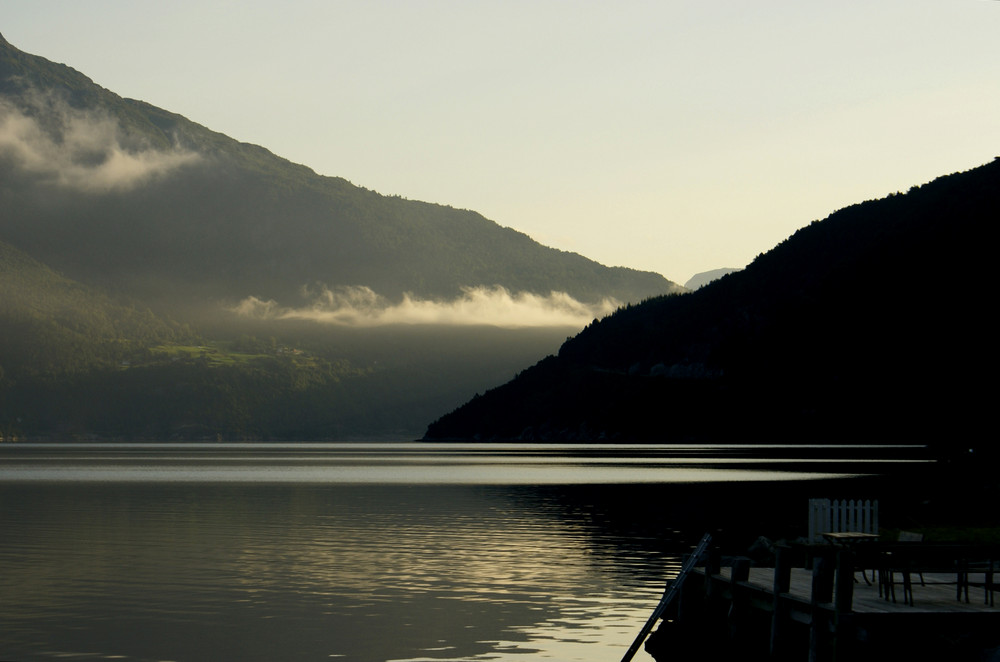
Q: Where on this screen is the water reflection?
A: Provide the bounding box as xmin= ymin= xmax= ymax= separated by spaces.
xmin=2 ymin=482 xmax=682 ymax=661
xmin=0 ymin=444 xmax=923 ymax=661
xmin=0 ymin=442 xmax=925 ymax=484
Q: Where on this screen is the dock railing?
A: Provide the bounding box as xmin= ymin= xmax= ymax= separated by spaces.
xmin=646 ymin=540 xmax=999 ymax=662
xmin=619 ymin=533 xmax=712 ymax=662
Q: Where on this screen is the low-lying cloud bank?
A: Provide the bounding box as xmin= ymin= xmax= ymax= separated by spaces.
xmin=0 ymin=91 xmax=199 ymax=192
xmin=233 ymin=285 xmax=619 ymax=328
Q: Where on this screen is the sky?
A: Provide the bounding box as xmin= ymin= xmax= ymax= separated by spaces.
xmin=3 ymin=1 xmax=999 ymax=286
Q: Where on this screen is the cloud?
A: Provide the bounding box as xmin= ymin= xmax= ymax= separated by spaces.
xmin=232 ymin=285 xmax=619 ymax=328
xmin=0 ymin=91 xmax=199 ymax=192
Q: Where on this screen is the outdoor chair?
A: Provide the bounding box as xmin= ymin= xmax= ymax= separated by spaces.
xmin=957 ymin=557 xmax=997 ymax=606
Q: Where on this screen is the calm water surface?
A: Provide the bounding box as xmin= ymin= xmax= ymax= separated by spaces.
xmin=0 ymin=443 xmax=919 ymax=662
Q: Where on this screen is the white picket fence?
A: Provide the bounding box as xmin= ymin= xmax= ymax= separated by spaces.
xmin=807 ymin=498 xmax=879 ymax=543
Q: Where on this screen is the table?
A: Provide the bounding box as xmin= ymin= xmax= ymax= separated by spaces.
xmin=822 ymin=532 xmax=880 ymax=585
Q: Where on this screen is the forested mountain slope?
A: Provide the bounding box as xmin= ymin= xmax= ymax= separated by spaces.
xmin=0 ymin=33 xmax=677 ymax=313
xmin=0 ymin=238 xmax=187 ymax=377
xmin=1 ymin=32 xmax=677 ymax=440
xmin=425 ymin=159 xmax=998 ymax=457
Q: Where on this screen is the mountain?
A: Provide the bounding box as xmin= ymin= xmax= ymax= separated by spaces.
xmin=424 ymin=158 xmax=998 ymax=458
xmin=683 ymin=268 xmax=740 ymax=290
xmin=0 ymin=33 xmax=680 ymax=440
xmin=0 ymin=33 xmax=677 ymax=313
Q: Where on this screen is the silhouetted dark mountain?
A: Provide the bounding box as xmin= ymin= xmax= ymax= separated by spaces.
xmin=0 ymin=33 xmax=679 ymax=440
xmin=425 ymin=159 xmax=998 ymax=458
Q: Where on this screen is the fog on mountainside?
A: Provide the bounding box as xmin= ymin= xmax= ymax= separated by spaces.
xmin=0 ymin=33 xmax=677 ymax=440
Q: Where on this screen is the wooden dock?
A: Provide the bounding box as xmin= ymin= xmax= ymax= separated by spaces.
xmin=644 ymin=543 xmax=999 ymax=661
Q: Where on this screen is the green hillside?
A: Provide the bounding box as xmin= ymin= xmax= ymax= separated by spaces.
xmin=425 ymin=159 xmax=998 ymax=459
xmin=0 ymin=237 xmax=574 ymax=440
xmin=0 ymin=238 xmax=187 ymax=377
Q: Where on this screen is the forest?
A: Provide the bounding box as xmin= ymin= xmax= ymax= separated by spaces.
xmin=0 ymin=236 xmax=577 ymax=440
xmin=425 ymin=158 xmax=999 ymax=460
xmin=0 ymin=247 xmax=575 ymax=440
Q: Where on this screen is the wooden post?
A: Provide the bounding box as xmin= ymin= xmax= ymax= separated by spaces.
xmin=809 ymin=553 xmax=835 ymax=662
xmin=812 ymin=552 xmax=835 ymax=604
xmin=834 ymin=546 xmax=855 ymax=614
xmin=698 ymin=546 xmax=724 ymax=645
xmin=703 ymin=546 xmax=722 ymax=600
xmin=707 ymin=546 xmax=722 ymax=575
xmin=770 ymin=544 xmax=793 ymax=659
xmin=832 ymin=546 xmax=855 ymax=662
xmin=732 ymin=558 xmax=751 ymax=583
xmin=729 ymin=558 xmax=751 ymax=643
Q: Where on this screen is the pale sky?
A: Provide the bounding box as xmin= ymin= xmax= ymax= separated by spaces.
xmin=4 ymin=1 xmax=998 ymax=285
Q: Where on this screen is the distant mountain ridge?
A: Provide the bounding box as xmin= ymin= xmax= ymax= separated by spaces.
xmin=0 ymin=34 xmax=678 ymax=313
xmin=683 ymin=268 xmax=740 ymax=290
xmin=425 ymin=158 xmax=998 ymax=457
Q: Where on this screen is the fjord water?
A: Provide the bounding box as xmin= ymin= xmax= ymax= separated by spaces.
xmin=0 ymin=443 xmax=913 ymax=662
